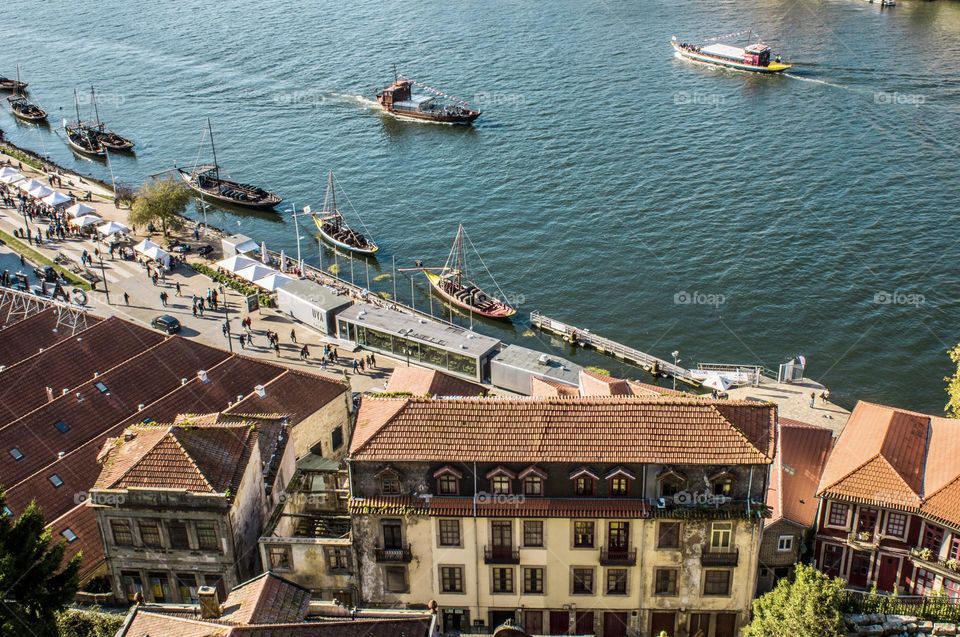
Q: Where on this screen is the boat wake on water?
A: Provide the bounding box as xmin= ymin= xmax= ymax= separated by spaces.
xmin=329 ymin=93 xmax=380 ymax=108
xmin=782 ymin=73 xmax=853 ymax=90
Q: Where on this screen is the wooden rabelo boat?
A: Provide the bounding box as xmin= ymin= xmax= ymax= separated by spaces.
xmin=64 ymin=90 xmax=105 ymax=157
xmin=311 ymin=171 xmax=379 ymax=255
xmin=0 ymin=76 xmax=27 ymax=92
xmin=7 ymin=67 xmax=45 ymax=122
xmin=406 ymin=225 xmax=516 ymax=320
xmin=376 ymin=70 xmax=480 ymax=125
xmin=87 ymin=86 xmax=135 ymax=151
xmin=178 ymin=119 xmax=282 ymax=210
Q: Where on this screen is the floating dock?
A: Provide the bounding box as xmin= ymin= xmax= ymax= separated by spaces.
xmin=529 ymin=310 xmax=700 ymax=387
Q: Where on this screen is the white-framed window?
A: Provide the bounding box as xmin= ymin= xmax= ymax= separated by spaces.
xmin=710 ymin=522 xmax=733 ymax=551
xmin=777 ymin=535 xmax=794 ymax=552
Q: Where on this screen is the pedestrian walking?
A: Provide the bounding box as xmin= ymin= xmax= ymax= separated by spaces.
xmin=123 ymin=292 xmax=129 ymax=305
xmin=239 ymin=333 xmax=246 ymax=349
xmin=332 ymin=347 xmax=339 ymax=361
xmin=359 ymin=358 xmax=365 ymax=372
xmin=300 ymin=345 xmax=309 ymax=361
xmin=222 ymin=322 xmax=229 ymax=337
xmin=192 ymin=304 xmax=197 ymax=317
xmin=247 ymin=332 xmax=255 ymax=347
xmin=152 ymin=272 xmax=158 ymax=286
xmin=175 ymin=282 xmax=181 ymax=296
xmin=198 ymin=303 xmax=204 ymax=317
xmin=160 ymin=291 xmax=168 ymax=307
xmin=19 ymin=254 xmax=24 ymax=267
xmin=290 ymin=328 xmax=297 ymax=344
xmin=274 ymin=341 xmax=281 ymax=357
xmin=809 ymin=392 xmax=816 ymax=408
xmin=352 ymin=359 xmax=359 ymax=374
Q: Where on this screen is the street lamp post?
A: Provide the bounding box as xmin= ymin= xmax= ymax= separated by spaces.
xmin=98 ymin=256 xmax=110 ymax=304
xmin=219 ymin=284 xmax=232 ymax=352
xmin=671 ymin=350 xmax=680 ymax=391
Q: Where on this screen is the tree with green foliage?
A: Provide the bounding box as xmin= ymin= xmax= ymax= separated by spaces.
xmin=743 ymin=563 xmax=847 ymax=637
xmin=56 ymin=609 xmax=123 ymax=637
xmin=0 ymin=492 xmax=80 ymax=637
xmin=128 ymin=178 xmax=190 ymax=236
xmin=946 ymin=344 xmax=960 ymax=418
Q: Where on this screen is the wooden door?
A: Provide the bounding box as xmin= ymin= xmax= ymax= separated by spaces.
xmin=715 ymin=613 xmax=737 ymax=637
xmin=603 ymin=612 xmax=628 ymax=637
xmin=550 ymin=611 xmax=570 ymax=635
xmin=575 ymin=611 xmax=594 ymax=634
xmin=650 ymin=612 xmax=676 ymax=636
xmin=876 ymin=554 xmax=900 ymax=592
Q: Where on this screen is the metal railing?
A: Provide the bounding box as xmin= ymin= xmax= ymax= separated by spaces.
xmin=483 ymin=545 xmax=520 ymax=564
xmin=701 ymin=547 xmax=739 ymax=567
xmin=600 ymin=546 xmax=637 ymax=566
xmin=374 ymin=545 xmax=412 ymax=563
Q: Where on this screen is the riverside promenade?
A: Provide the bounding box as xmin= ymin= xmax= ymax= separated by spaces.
xmin=0 ymin=148 xmax=401 ymax=394
xmin=0 ymin=144 xmax=851 ymax=428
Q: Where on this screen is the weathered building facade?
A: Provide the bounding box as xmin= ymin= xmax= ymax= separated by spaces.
xmin=815 ymin=402 xmax=960 ymax=598
xmin=347 ymin=396 xmax=777 ymax=637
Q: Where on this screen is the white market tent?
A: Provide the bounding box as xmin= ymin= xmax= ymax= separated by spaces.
xmin=0 ymin=172 xmax=24 ymax=185
xmin=235 ymin=263 xmax=275 ymax=284
xmin=18 ymin=178 xmax=45 ymax=192
xmin=253 ymin=272 xmax=295 ymax=292
xmin=98 ymin=220 xmax=130 ymax=235
xmin=216 ymin=254 xmax=259 ymax=274
xmin=42 ymin=191 xmax=73 ymax=207
xmin=134 ymin=239 xmax=171 ymax=268
xmin=73 ymin=215 xmax=102 ymax=228
xmin=27 ymin=185 xmax=54 ymax=200
xmin=0 ymin=167 xmax=19 ymax=179
xmin=66 ymin=202 xmax=97 ymax=218
xmin=701 ymin=373 xmax=733 ymax=392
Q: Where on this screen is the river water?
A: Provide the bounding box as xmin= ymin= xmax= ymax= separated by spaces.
xmin=3 ymin=0 xmax=959 ymax=412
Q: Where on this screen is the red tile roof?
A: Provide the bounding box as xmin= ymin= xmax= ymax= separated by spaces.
xmin=0 ymin=317 xmax=164 ymax=424
xmin=48 ymin=504 xmax=103 ymax=581
xmin=95 ymin=423 xmax=257 ymax=494
xmin=0 ymin=308 xmax=102 ymax=368
xmin=117 ymin=572 xmax=430 ymax=636
xmin=766 ymin=418 xmax=834 ymax=527
xmin=530 ymin=376 xmax=580 ymax=397
xmin=386 ymin=367 xmax=488 ymax=397
xmin=579 ymin=369 xmax=633 ymax=396
xmin=351 ymin=396 xmax=776 ymax=464
xmin=818 ymin=401 xmax=960 ymax=526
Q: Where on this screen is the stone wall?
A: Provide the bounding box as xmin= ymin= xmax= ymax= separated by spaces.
xmin=846 ymin=614 xmax=960 ymax=637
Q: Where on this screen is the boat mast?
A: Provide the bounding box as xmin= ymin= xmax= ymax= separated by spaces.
xmin=14 ymin=64 xmax=21 ymax=97
xmin=454 ymin=224 xmax=465 ymax=287
xmin=393 ymin=63 xmax=398 ymax=83
xmin=74 ymin=89 xmax=84 ymax=131
xmin=91 ymin=85 xmax=101 ymax=128
xmin=207 ymin=117 xmax=221 ymax=184
xmin=325 ymin=170 xmax=340 ymax=229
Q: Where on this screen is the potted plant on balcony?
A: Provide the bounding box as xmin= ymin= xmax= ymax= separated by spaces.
xmin=947 ymin=558 xmax=960 ymax=572
xmin=918 ymin=548 xmax=933 ymax=562
xmin=857 ymin=531 xmax=872 ymax=542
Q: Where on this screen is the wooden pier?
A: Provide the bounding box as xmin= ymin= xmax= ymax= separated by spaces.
xmin=529 ymin=310 xmax=700 ymax=387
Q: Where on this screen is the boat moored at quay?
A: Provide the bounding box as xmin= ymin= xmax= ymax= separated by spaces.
xmin=672 ymin=35 xmax=792 ymax=74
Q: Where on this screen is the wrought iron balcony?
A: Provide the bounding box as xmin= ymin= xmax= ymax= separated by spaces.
xmin=484 ymin=545 xmax=520 ymax=564
xmin=374 ymin=545 xmax=412 ymax=563
xmin=600 ymin=546 xmax=637 ymax=566
xmin=701 ymin=547 xmax=739 ymax=567
xmin=846 ymin=531 xmax=879 ymax=551
xmin=909 ymin=547 xmax=960 ymax=580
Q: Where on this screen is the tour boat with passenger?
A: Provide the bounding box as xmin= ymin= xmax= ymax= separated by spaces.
xmin=376 ymin=70 xmax=480 ymax=125
xmin=672 ymin=35 xmax=791 ymax=74
xmin=311 ymin=171 xmax=379 ymax=255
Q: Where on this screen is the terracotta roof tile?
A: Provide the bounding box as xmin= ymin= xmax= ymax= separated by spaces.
xmin=386 ymin=367 xmax=487 ymax=397
xmin=0 ymin=308 xmax=102 ymax=368
xmin=766 ymin=418 xmax=834 ymax=526
xmin=350 ymin=396 xmax=775 ymax=464
xmin=0 ymin=317 xmax=164 ymax=424
xmin=579 ymin=369 xmax=632 ymax=396
xmin=220 ymin=573 xmax=310 ymax=625
xmin=530 ymin=376 xmax=580 ymax=397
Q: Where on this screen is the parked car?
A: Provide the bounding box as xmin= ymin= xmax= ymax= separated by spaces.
xmin=168 ymin=240 xmax=191 ymax=253
xmin=151 ymin=314 xmax=181 ymax=335
xmin=197 ymin=244 xmax=214 ymax=257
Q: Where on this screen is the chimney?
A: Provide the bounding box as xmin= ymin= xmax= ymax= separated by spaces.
xmin=237 ymin=395 xmax=244 ymax=404
xmin=62 ymin=388 xmax=69 ymax=395
xmin=45 ymin=387 xmax=54 ymax=402
xmin=255 ymin=384 xmax=266 ymax=399
xmin=58 ymin=451 xmax=65 ymax=460
xmin=181 ymin=378 xmax=188 ymax=386
xmin=197 ymin=586 xmax=221 ymax=619
xmin=198 ymin=370 xmax=209 ymax=383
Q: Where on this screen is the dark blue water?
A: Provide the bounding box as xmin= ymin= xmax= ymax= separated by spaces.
xmin=3 ymin=0 xmax=959 ymax=412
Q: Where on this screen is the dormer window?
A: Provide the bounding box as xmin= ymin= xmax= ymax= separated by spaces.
xmin=606 ymin=467 xmax=635 ymax=497
xmin=376 ymin=467 xmax=401 ymax=496
xmin=520 ymin=466 xmax=547 ymax=497
xmin=433 ymin=465 xmax=463 ymax=495
xmin=570 ymin=467 xmax=598 ymax=496
xmin=486 ymin=466 xmax=517 ymax=495
xmin=657 ymin=469 xmax=686 ymax=498
xmin=709 ymin=470 xmax=736 ymax=497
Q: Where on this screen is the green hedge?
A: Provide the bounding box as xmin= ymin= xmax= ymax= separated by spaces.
xmin=841 ymin=587 xmax=960 ymax=623
xmin=56 ymin=608 xmax=124 ymax=637
xmin=191 ymin=262 xmax=273 ymax=308
xmin=0 ymin=229 xmax=92 ymax=290
xmin=0 ymin=143 xmax=45 ymax=171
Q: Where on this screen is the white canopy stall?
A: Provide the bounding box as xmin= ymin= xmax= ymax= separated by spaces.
xmin=134 ymin=238 xmax=171 ymax=269
xmin=216 ymin=254 xmax=259 ymax=274
xmin=66 ymin=203 xmax=98 ymax=218
xmin=42 ymin=191 xmax=73 ymax=208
